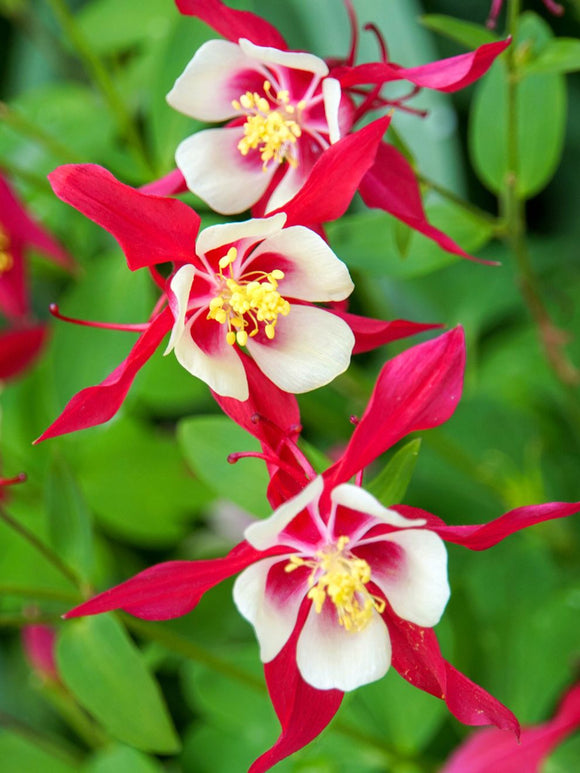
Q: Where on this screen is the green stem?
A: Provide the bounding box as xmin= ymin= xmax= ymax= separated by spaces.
xmin=0 ymin=709 xmax=84 ymax=766
xmin=502 ymin=0 xmax=579 ymax=388
xmin=0 ymin=613 xmax=64 ymax=627
xmin=0 ymin=102 xmax=84 ymax=163
xmin=0 ymin=505 xmax=83 ymax=592
xmin=40 ymin=683 xmax=110 ymax=750
xmin=0 ymin=159 xmax=55 ymax=193
xmin=417 ymin=172 xmax=502 ymax=231
xmin=46 ymin=0 xmax=154 ymax=178
xmin=0 ymin=585 xmax=81 ymax=603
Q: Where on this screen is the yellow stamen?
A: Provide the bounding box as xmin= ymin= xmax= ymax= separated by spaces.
xmin=0 ymin=226 xmax=13 ymax=274
xmin=286 ymin=536 xmax=385 ymax=633
xmin=232 ymin=80 xmax=303 ymax=170
xmin=207 ymin=250 xmax=289 ymax=346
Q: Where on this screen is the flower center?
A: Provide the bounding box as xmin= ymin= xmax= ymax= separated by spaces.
xmin=0 ymin=227 xmax=14 ymax=275
xmin=286 ymin=536 xmax=385 ymax=632
xmin=207 ymin=246 xmax=290 ymax=346
xmin=232 ymin=80 xmax=305 ymax=171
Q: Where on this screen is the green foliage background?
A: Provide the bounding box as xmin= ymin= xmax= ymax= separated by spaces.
xmin=1 ymin=0 xmax=580 ymax=770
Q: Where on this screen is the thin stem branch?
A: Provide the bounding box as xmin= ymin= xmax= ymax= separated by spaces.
xmin=0 ymin=585 xmax=81 ymax=603
xmin=0 ymin=613 xmax=64 ymax=627
xmin=0 ymin=710 xmax=84 ymax=767
xmin=0 ymin=102 xmax=84 ymax=163
xmin=417 ymin=172 xmax=502 ymax=231
xmin=45 ymin=0 xmax=154 ymax=178
xmin=0 ymin=505 xmax=83 ymax=591
xmin=502 ymin=0 xmax=579 ymax=388
xmin=40 ymin=683 xmax=110 ymax=749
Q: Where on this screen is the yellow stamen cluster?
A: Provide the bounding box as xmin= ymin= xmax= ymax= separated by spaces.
xmin=232 ymin=80 xmax=304 ymax=170
xmin=207 ymin=246 xmax=290 ymax=346
xmin=0 ymin=226 xmax=13 ymax=274
xmin=286 ymin=536 xmax=386 ymax=633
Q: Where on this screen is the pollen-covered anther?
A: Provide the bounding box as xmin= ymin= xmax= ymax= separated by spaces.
xmin=233 ymin=80 xmax=302 ymax=170
xmin=289 ymin=536 xmax=386 ymax=633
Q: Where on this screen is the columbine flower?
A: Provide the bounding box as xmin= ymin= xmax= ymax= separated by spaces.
xmin=487 ymin=0 xmax=563 ymax=29
xmin=22 ymin=625 xmax=60 ymax=683
xmin=37 ymin=161 xmax=436 ymax=441
xmin=165 ymin=0 xmax=509 ymax=259
xmin=0 ymin=171 xmax=73 ymax=320
xmin=63 ymin=328 xmax=580 ymax=772
xmin=443 ymin=682 xmax=580 ymax=772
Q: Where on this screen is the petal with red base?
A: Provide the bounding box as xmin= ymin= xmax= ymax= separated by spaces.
xmin=0 ymin=324 xmax=47 ymax=380
xmin=48 ymin=164 xmax=201 ymax=271
xmin=175 ymin=0 xmax=288 ymax=50
xmin=35 ymin=308 xmax=173 ymax=442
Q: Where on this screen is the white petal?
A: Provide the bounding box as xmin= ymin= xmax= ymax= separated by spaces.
xmin=322 ymin=77 xmax=342 ymax=144
xmin=297 ymin=605 xmax=391 ymax=691
xmin=262 ymin=156 xmax=310 ymax=214
xmin=239 ymin=38 xmax=328 ymax=78
xmin=233 ymin=556 xmax=306 ymax=662
xmin=167 ymin=39 xmax=258 ymax=121
xmin=196 ymin=212 xmax=286 ymax=258
xmin=371 ymin=529 xmax=450 ymax=628
xmin=246 ymin=305 xmax=354 ymax=393
xmin=164 ymin=264 xmax=195 ymax=355
xmin=331 ymin=485 xmax=427 ymax=529
xmin=172 ymin=316 xmax=248 ymax=400
xmin=248 ymin=226 xmax=354 ymax=302
xmin=176 ymin=129 xmax=276 ymax=215
xmin=244 ymin=476 xmax=324 ymax=550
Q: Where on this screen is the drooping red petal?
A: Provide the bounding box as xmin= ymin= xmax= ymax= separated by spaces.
xmin=250 ymin=605 xmax=343 ymax=773
xmin=333 ymin=38 xmax=510 ymax=92
xmin=139 ymin=168 xmax=188 ymax=196
xmin=0 ymin=172 xmax=74 ymax=270
xmin=279 ymin=116 xmax=391 ymax=228
xmin=175 ymin=0 xmax=288 ymax=50
xmin=387 ymin=613 xmax=519 ymax=733
xmin=0 ymin=324 xmax=47 ymax=380
xmin=35 ymin=308 xmax=173 ymax=442
xmin=0 ymin=244 xmax=29 ymax=320
xmin=22 ymin=625 xmax=59 ymax=682
xmin=394 ymin=501 xmax=580 ymax=550
xmin=359 ymin=143 xmax=488 ymax=262
xmin=443 ymin=682 xmax=580 ymax=773
xmin=48 ymin=164 xmax=201 ymax=271
xmin=328 ymin=327 xmax=465 ymax=486
xmin=64 ymin=541 xmax=272 ymax=620
xmin=328 ymin=310 xmax=442 ymax=354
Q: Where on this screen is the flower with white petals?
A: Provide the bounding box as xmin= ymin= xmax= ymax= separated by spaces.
xmin=234 ymin=475 xmax=449 ymax=692
xmin=164 ymin=212 xmax=355 ymax=400
xmin=167 ymin=38 xmax=349 ymax=214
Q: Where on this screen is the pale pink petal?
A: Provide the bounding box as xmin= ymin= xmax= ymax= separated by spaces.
xmin=322 ymin=77 xmax=342 ymax=144
xmin=233 ymin=556 xmax=308 ymax=662
xmin=297 ymin=604 xmax=391 ymax=691
xmin=173 ymin=315 xmax=248 ymax=400
xmin=164 ymin=264 xmax=195 ymax=354
xmin=176 ymin=128 xmax=276 ymax=215
xmin=239 ymin=38 xmax=328 ymax=78
xmin=246 ymin=305 xmax=354 ymax=393
xmin=167 ymin=39 xmax=260 ymax=121
xmin=248 ymin=225 xmax=353 ymax=301
xmin=196 ymin=212 xmax=286 ymax=257
xmin=244 ymin=476 xmax=324 ymax=550
xmin=369 ymin=530 xmax=449 ymax=627
xmin=331 ymin=484 xmax=426 ymax=531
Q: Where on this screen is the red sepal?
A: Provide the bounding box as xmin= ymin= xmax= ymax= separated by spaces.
xmin=64 ymin=541 xmax=276 ymax=621
xmin=387 ymin=614 xmax=519 ymax=733
xmin=394 ymin=501 xmax=580 ymax=550
xmin=139 ymin=169 xmax=188 ymax=196
xmin=279 ymin=116 xmax=390 ymax=228
xmin=35 ymin=308 xmax=173 ymax=442
xmin=175 ymin=0 xmax=288 ymax=50
xmin=48 ymin=164 xmax=201 ymax=271
xmin=328 ymin=327 xmax=465 ymax=485
xmin=328 ymin=310 xmax=442 ymax=354
xmin=0 ymin=324 xmax=47 ymax=380
xmin=250 ymin=605 xmax=343 ymax=772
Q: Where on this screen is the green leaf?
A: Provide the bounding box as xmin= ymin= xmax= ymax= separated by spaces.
xmin=75 ymin=416 xmax=210 ymax=547
xmin=327 ymin=199 xmax=493 ymax=279
xmin=420 ymin=15 xmax=500 ymax=49
xmin=57 ymin=615 xmax=179 ymax=754
xmin=178 ymin=415 xmax=271 ymax=517
xmin=523 ymin=37 xmax=580 ymax=75
xmin=45 ymin=454 xmax=93 ymax=581
xmin=83 ymin=745 xmax=164 ymax=773
xmin=0 ymin=731 xmax=77 ymax=773
xmin=469 ymin=13 xmax=567 ymax=198
xmin=366 ymin=439 xmax=422 ymax=506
